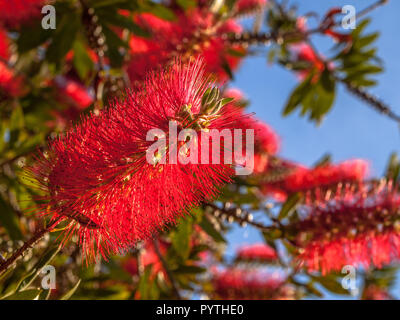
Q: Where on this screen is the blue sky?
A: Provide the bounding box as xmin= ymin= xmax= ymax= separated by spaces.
xmin=225 ymin=0 xmax=400 ymax=298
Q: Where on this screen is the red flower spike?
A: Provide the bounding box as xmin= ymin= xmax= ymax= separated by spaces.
xmin=27 ymin=58 xmax=247 ymax=262
xmin=236 ymin=243 xmax=278 ymax=263
xmin=0 ymin=29 xmax=24 ymax=97
xmin=0 ymin=0 xmax=44 ymax=29
xmin=261 ymin=159 xmax=369 ymax=199
xmin=235 ymin=0 xmax=268 ymax=15
xmin=291 ymin=181 xmax=400 ymax=274
xmin=212 ymin=268 xmax=293 ymax=300
xmin=127 ymin=9 xmax=244 ymax=85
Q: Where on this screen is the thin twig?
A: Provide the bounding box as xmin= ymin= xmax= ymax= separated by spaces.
xmin=0 ymin=218 xmax=61 ymax=275
xmin=206 ymin=203 xmax=277 ymax=232
xmin=152 ymin=239 xmax=182 ymax=300
xmin=342 ymin=80 xmax=400 ymax=125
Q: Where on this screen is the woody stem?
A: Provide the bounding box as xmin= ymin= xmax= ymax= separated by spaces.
xmin=0 ymin=218 xmax=61 ymax=275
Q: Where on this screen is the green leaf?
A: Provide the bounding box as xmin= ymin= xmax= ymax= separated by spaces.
xmin=73 ymin=40 xmax=94 ymax=81
xmin=96 ymin=11 xmax=149 ymax=37
xmin=278 ymin=192 xmax=301 ymax=220
xmin=311 ymin=275 xmax=350 ymax=295
xmin=283 ymin=75 xmax=312 ymax=116
xmin=171 ymin=218 xmax=192 ymax=260
xmin=3 ymin=289 xmax=41 ymax=300
xmin=17 ymin=22 xmax=54 ymax=53
xmin=17 ymin=246 xmax=60 ymax=292
xmin=174 ymin=265 xmax=206 ymax=274
xmin=60 ymin=279 xmax=81 ymax=300
xmin=198 ymin=215 xmax=226 ymax=243
xmin=0 ymin=195 xmax=23 ymax=240
xmin=176 ymin=0 xmax=196 ymax=10
xmin=385 ymin=152 xmax=400 ymax=182
xmin=313 ymin=153 xmax=332 ymax=168
xmin=46 ymin=12 xmax=80 ymax=64
xmin=143 ymin=3 xmax=176 ymax=21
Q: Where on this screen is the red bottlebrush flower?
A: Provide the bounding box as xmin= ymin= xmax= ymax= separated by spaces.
xmin=290 ymin=43 xmax=326 ymax=81
xmin=127 ymin=9 xmax=244 ymax=85
xmin=235 ymin=0 xmax=267 ymax=14
xmin=212 ymin=268 xmax=293 ymax=300
xmin=290 ymin=181 xmax=400 ymax=274
xmin=0 ymin=0 xmax=44 ymax=29
xmin=122 ymin=239 xmax=170 ymax=279
xmin=296 ymin=16 xmax=307 ymax=33
xmin=363 ymin=285 xmax=391 ymax=300
xmin=284 ymin=159 xmax=368 ymax=193
xmin=54 ymin=77 xmax=94 ymax=110
xmin=0 ymin=62 xmax=23 ymax=97
xmin=236 ymin=243 xmax=278 ymax=263
xmin=28 ymin=58 xmax=246 ymax=261
xmin=0 ymin=28 xmax=23 ymax=97
xmin=0 ymin=28 xmax=9 ymax=59
xmin=261 ymin=159 xmax=369 ymax=199
xmin=122 ymin=257 xmax=138 ymax=276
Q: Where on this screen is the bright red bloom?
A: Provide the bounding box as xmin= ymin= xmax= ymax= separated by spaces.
xmin=54 ymin=77 xmax=94 ymax=110
xmin=0 ymin=28 xmax=8 ymax=59
xmin=289 ymin=43 xmax=326 ymax=81
xmin=236 ymin=243 xmax=278 ymax=262
xmin=127 ymin=9 xmax=244 ymax=85
xmin=0 ymin=61 xmax=23 ymax=97
xmin=122 ymin=239 xmax=170 ymax=279
xmin=28 ymin=58 xmax=246 ymax=261
xmin=363 ymin=285 xmax=391 ymax=300
xmin=291 ymin=181 xmax=400 ymax=274
xmin=0 ymin=0 xmax=44 ymax=28
xmin=0 ymin=28 xmax=23 ymax=97
xmin=235 ymin=0 xmax=267 ymax=14
xmin=261 ymin=159 xmax=368 ymax=199
xmin=212 ymin=268 xmax=293 ymax=299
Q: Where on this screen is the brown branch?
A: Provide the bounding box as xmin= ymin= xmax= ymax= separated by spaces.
xmin=152 ymin=239 xmax=182 ymax=300
xmin=342 ymin=80 xmax=400 ymax=125
xmin=205 ymin=203 xmax=277 ymax=232
xmin=0 ymin=218 xmax=61 ymax=275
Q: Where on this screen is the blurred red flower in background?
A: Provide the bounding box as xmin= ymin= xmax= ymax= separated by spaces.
xmin=236 ymin=243 xmax=278 ymax=263
xmin=0 ymin=0 xmax=45 ymax=29
xmin=291 ymin=182 xmax=400 ymax=274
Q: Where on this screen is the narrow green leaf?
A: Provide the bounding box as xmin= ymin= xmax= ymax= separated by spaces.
xmin=60 ymin=279 xmax=81 ymax=300
xmin=278 ymin=192 xmax=301 ymax=220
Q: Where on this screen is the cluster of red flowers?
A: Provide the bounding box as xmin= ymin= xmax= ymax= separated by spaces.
xmin=0 ymin=0 xmax=44 ymax=29
xmin=261 ymin=159 xmax=368 ymax=200
xmin=235 ymin=0 xmax=268 ymax=15
xmin=29 ymin=58 xmax=249 ymax=261
xmin=289 ymin=181 xmax=400 ymax=274
xmin=235 ymin=243 xmax=278 ymax=263
xmin=0 ymin=27 xmax=23 ymax=97
xmin=212 ymin=268 xmax=293 ymax=299
xmin=127 ymin=7 xmax=244 ymax=86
